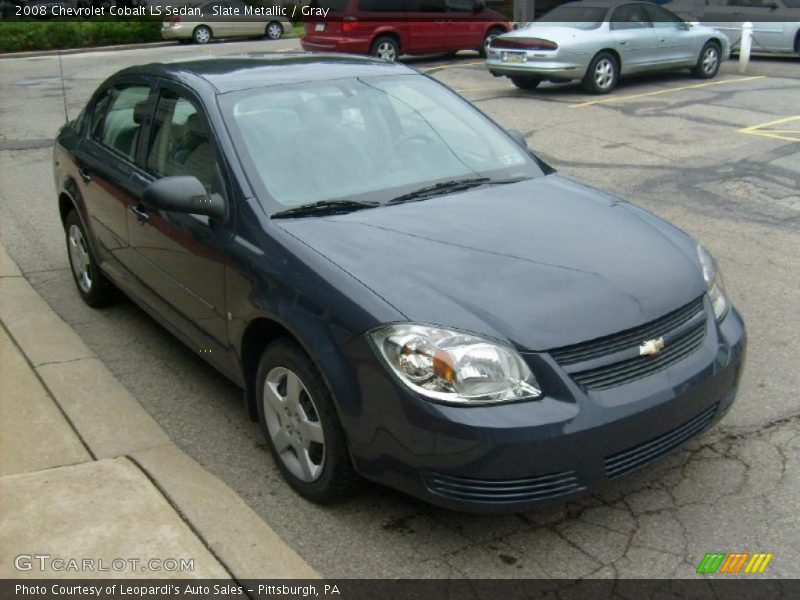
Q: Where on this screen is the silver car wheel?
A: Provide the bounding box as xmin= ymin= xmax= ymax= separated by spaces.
xmin=267 ymin=22 xmax=282 ymax=40
xmin=594 ymin=58 xmax=615 ymax=90
xmin=194 ymin=27 xmax=210 ymax=44
xmin=376 ymin=41 xmax=397 ymax=61
xmin=702 ymin=46 xmax=719 ymax=75
xmin=262 ymin=366 xmax=326 ymax=482
xmin=68 ymin=224 xmax=92 ymax=293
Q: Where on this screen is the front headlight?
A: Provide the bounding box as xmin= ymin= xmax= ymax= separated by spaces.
xmin=697 ymin=244 xmax=728 ymax=321
xmin=369 ymin=324 xmax=541 ymax=405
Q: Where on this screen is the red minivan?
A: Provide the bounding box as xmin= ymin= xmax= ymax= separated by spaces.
xmin=301 ymin=0 xmax=511 ymax=61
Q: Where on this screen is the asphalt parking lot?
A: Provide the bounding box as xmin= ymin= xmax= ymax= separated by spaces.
xmin=1 ymin=39 xmax=799 ymax=578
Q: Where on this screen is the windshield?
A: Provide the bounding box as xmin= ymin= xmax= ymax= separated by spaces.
xmin=222 ymin=74 xmax=543 ymax=211
xmin=537 ymin=6 xmax=608 ymax=28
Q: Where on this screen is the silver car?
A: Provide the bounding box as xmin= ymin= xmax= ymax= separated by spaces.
xmin=160 ymin=0 xmax=291 ymax=45
xmin=486 ymin=0 xmax=731 ymax=93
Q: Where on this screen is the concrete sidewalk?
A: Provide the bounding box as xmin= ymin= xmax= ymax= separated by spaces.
xmin=0 ymin=245 xmax=317 ymax=580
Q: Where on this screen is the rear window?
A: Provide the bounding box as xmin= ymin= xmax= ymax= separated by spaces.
xmin=538 ymin=6 xmax=608 ymax=28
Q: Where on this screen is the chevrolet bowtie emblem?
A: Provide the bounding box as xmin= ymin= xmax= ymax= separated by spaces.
xmin=639 ymin=337 xmax=665 ymax=357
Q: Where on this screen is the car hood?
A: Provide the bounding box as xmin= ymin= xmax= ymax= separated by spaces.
xmin=276 ymin=175 xmax=706 ymax=351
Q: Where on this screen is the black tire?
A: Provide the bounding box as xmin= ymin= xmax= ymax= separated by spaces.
xmin=692 ymin=41 xmax=721 ymax=79
xmin=480 ymin=26 xmax=505 ymax=58
xmin=370 ymin=36 xmax=399 ymax=61
xmin=510 ymin=77 xmax=542 ymax=90
xmin=582 ymin=51 xmax=619 ymax=94
xmin=256 ymin=338 xmax=358 ymax=504
xmin=265 ymin=21 xmax=283 ymax=40
xmin=64 ymin=210 xmax=117 ymax=308
xmin=192 ymin=25 xmax=212 ymax=44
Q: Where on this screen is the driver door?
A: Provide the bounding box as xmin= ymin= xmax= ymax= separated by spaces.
xmin=610 ymin=3 xmax=661 ymax=72
xmin=125 ymin=82 xmax=234 ymax=370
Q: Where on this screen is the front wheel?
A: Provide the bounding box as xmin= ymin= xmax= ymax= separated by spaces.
xmin=370 ymin=36 xmax=399 ymax=61
xmin=256 ymin=339 xmax=357 ymax=503
xmin=64 ymin=210 xmax=117 ymax=308
xmin=582 ymin=51 xmax=618 ymax=94
xmin=510 ymin=77 xmax=541 ymax=90
xmin=265 ymin=21 xmax=283 ymax=40
xmin=192 ymin=25 xmax=212 ymax=44
xmin=692 ymin=41 xmax=721 ymax=79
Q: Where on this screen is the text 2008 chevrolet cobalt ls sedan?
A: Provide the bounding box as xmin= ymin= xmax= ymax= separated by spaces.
xmin=53 ymin=56 xmax=745 ymax=512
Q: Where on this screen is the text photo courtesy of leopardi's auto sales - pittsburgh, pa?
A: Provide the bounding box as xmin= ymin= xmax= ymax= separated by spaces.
xmin=0 ymin=0 xmax=798 ymax=598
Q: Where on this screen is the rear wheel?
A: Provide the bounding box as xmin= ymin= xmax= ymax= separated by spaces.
xmin=192 ymin=25 xmax=211 ymax=44
xmin=265 ymin=21 xmax=283 ymax=40
xmin=370 ymin=36 xmax=399 ymax=61
xmin=582 ymin=51 xmax=618 ymax=94
xmin=64 ymin=210 xmax=117 ymax=308
xmin=480 ymin=26 xmax=506 ymax=58
xmin=510 ymin=77 xmax=541 ymax=90
xmin=256 ymin=339 xmax=357 ymax=503
xmin=692 ymin=41 xmax=721 ymax=79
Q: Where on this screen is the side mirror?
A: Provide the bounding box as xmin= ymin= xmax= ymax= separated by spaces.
xmin=143 ymin=176 xmax=226 ymax=221
xmin=507 ymin=128 xmax=528 ymax=149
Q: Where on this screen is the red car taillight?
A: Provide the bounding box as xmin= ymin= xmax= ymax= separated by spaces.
xmin=342 ymin=17 xmax=358 ymax=34
xmin=170 ymin=16 xmax=181 ymax=27
xmin=491 ymin=37 xmax=558 ymax=51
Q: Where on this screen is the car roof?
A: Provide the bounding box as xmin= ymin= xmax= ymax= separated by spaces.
xmin=116 ymin=54 xmax=412 ymax=94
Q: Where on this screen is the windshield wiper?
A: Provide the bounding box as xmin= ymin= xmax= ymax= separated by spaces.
xmin=271 ymin=199 xmax=380 ymax=219
xmin=388 ymin=178 xmax=491 ymax=205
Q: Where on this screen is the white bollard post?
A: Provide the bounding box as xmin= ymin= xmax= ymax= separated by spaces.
xmin=739 ymin=22 xmax=753 ymax=74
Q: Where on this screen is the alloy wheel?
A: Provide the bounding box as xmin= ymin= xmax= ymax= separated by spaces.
xmin=594 ymin=58 xmax=615 ymax=90
xmin=376 ymin=41 xmax=397 ymax=61
xmin=702 ymin=46 xmax=719 ymax=75
xmin=194 ymin=27 xmax=210 ymax=44
xmin=68 ymin=224 xmax=92 ymax=293
xmin=267 ymin=22 xmax=282 ymax=40
xmin=262 ymin=367 xmax=326 ymax=482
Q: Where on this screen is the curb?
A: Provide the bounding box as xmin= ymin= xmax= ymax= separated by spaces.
xmin=0 ymin=244 xmax=319 ymax=580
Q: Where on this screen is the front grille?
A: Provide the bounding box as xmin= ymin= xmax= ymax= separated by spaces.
xmin=604 ymin=402 xmax=718 ymax=479
xmin=423 ymin=470 xmax=583 ymax=504
xmin=551 ymin=296 xmax=705 ymax=366
xmin=572 ymin=323 xmax=706 ymax=390
xmin=548 ymin=296 xmax=707 ymax=390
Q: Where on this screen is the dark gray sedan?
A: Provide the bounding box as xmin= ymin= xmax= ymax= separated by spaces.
xmin=53 ymin=56 xmax=745 ymax=512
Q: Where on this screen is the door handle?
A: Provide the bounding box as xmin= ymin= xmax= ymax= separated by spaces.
xmin=130 ymin=204 xmax=150 ymax=224
xmin=79 ymin=168 xmax=92 ymax=184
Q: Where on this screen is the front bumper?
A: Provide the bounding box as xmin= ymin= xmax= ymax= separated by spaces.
xmin=343 ymin=303 xmax=746 ymax=513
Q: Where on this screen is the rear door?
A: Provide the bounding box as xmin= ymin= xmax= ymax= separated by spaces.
xmin=405 ymin=0 xmax=451 ymax=52
xmin=610 ymin=3 xmax=661 ymax=72
xmin=74 ymin=80 xmax=153 ymax=285
xmin=124 ymin=82 xmax=234 ymax=372
xmin=444 ymin=0 xmax=483 ymax=49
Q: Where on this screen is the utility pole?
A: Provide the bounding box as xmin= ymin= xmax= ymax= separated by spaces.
xmin=513 ymin=0 xmax=536 ymax=22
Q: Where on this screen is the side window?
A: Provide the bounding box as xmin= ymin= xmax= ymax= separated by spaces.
xmin=611 ymin=4 xmax=652 ymax=29
xmin=359 ymin=0 xmax=405 ymax=10
xmin=146 ymin=90 xmax=218 ymax=191
xmin=445 ymin=0 xmax=473 ymax=12
xmin=407 ymin=0 xmax=446 ymax=12
xmin=643 ymin=4 xmax=683 ymax=25
xmin=92 ymin=85 xmax=150 ymax=162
